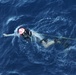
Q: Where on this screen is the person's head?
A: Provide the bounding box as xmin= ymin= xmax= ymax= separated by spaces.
xmin=18 ymin=27 xmax=32 ymax=36
xmin=18 ymin=28 xmax=26 ymax=35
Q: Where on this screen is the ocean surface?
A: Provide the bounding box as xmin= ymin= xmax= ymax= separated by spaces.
xmin=0 ymin=0 xmax=76 ymax=75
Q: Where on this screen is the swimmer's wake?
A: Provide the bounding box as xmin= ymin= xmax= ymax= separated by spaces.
xmin=42 ymin=34 xmax=76 ymax=41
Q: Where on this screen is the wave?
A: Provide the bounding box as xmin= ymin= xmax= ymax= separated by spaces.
xmin=0 ymin=0 xmax=76 ymax=75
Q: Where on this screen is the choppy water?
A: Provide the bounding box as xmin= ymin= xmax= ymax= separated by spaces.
xmin=0 ymin=0 xmax=76 ymax=75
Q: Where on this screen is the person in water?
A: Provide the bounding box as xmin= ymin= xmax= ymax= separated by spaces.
xmin=3 ymin=27 xmax=69 ymax=48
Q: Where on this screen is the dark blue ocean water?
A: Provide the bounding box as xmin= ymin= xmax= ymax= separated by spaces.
xmin=0 ymin=0 xmax=76 ymax=75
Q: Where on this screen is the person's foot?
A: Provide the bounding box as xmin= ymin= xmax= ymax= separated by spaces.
xmin=40 ymin=39 xmax=47 ymax=43
xmin=63 ymin=42 xmax=70 ymax=48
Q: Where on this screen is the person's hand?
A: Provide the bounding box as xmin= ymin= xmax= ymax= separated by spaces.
xmin=3 ymin=33 xmax=8 ymax=36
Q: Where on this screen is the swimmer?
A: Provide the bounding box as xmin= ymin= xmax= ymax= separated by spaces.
xmin=3 ymin=27 xmax=69 ymax=48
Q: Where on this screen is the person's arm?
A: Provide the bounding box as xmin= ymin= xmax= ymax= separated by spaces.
xmin=3 ymin=33 xmax=15 ymax=37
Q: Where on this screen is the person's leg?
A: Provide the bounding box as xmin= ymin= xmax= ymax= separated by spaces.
xmin=55 ymin=38 xmax=70 ymax=48
xmin=40 ymin=38 xmax=61 ymax=48
xmin=41 ymin=40 xmax=55 ymax=48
